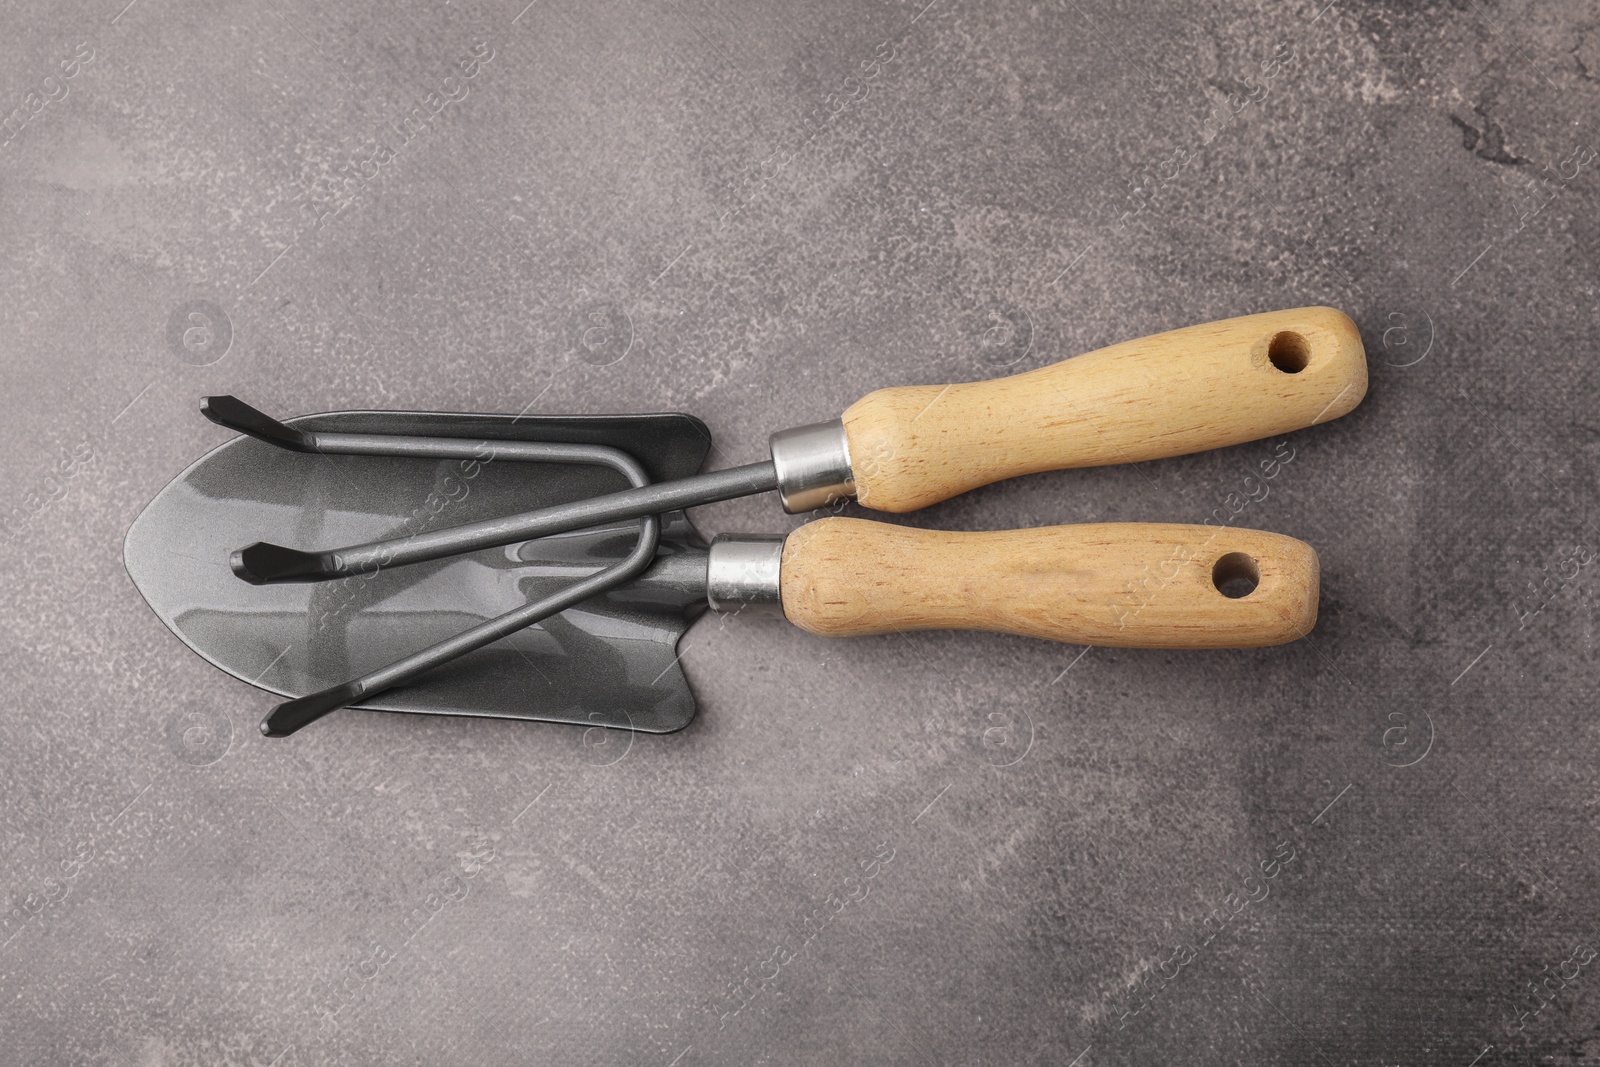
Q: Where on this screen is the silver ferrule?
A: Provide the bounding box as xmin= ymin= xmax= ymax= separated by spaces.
xmin=706 ymin=535 xmax=786 ymax=616
xmin=768 ymin=419 xmax=855 ymax=513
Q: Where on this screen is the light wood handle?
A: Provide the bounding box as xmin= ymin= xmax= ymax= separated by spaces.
xmin=843 ymin=307 xmax=1366 ymax=512
xmin=780 ymin=518 xmax=1319 ymax=648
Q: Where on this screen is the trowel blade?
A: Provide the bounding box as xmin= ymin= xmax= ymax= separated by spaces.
xmin=124 ymin=408 xmax=713 ymax=732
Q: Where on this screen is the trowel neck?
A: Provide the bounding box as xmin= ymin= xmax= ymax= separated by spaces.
xmin=705 ymin=535 xmax=786 ymax=617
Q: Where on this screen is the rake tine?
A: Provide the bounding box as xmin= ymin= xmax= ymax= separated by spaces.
xmin=261 ymin=513 xmax=661 ymax=737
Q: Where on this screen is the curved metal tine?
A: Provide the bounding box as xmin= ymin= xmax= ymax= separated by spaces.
xmin=202 ymin=394 xmax=637 ymax=469
xmin=235 ymin=461 xmax=778 ymax=584
xmin=260 ymin=513 xmax=661 ymax=737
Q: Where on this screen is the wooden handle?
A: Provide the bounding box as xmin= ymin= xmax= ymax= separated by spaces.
xmin=780 ymin=518 xmax=1319 ymax=648
xmin=843 ymin=307 xmax=1366 ymax=512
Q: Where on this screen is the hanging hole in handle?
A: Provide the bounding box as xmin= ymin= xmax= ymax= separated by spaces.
xmin=1267 ymin=331 xmax=1305 ymax=374
xmin=1268 ymin=331 xmax=1311 ymax=373
xmin=1212 ymin=552 xmax=1260 ymax=599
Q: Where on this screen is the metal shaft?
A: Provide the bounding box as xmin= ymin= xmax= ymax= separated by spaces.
xmin=233 ymin=460 xmax=779 ymax=583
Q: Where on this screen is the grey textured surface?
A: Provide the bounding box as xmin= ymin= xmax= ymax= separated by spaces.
xmin=2 ymin=0 xmax=1598 ymax=1063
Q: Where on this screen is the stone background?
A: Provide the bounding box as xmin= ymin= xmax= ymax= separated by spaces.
xmin=2 ymin=0 xmax=1598 ymax=1063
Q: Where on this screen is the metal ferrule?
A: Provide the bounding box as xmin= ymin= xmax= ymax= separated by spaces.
xmin=768 ymin=419 xmax=855 ymax=513
xmin=706 ymin=535 xmax=785 ymax=616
